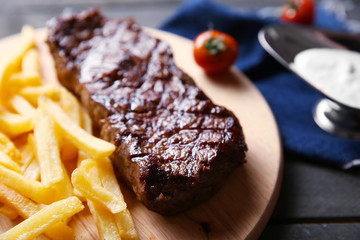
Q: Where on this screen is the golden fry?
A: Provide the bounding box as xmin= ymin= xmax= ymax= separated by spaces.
xmin=34 ymin=108 xmax=73 ymax=199
xmin=0 ymin=131 xmax=21 ymax=162
xmin=0 ymin=150 xmax=21 ymax=172
xmin=0 ymin=196 xmax=83 ymax=240
xmin=0 ymin=183 xmax=74 ymax=240
xmin=114 ymin=209 xmax=139 ymax=240
xmin=97 ymin=158 xmax=124 ymax=199
xmin=75 ymin=159 xmax=138 ymax=239
xmin=22 ymin=158 xmax=40 ymax=181
xmin=0 ymin=24 xmax=137 ymax=239
xmin=87 ymin=200 xmax=121 ymax=240
xmin=21 ymin=48 xmax=41 ymax=85
xmin=7 ymin=72 xmax=41 ymax=93
xmin=33 ymin=109 xmax=64 ymax=186
xmin=72 ymin=159 xmax=126 ymax=214
xmin=44 ymin=98 xmax=115 ymax=159
xmin=81 ymin=106 xmax=93 ymax=134
xmin=59 ymin=137 xmax=79 ymax=162
xmin=56 ymin=87 xmax=82 ymax=161
xmin=0 ymin=183 xmax=39 ymax=218
xmin=0 ymin=203 xmax=18 ymax=220
xmin=19 ymin=134 xmax=35 ymax=171
xmin=0 ymin=164 xmax=55 ymax=204
xmin=19 ymin=85 xmax=57 ymax=106
xmin=0 ymin=110 xmax=33 ymax=137
xmin=58 ymin=87 xmax=82 ymax=125
xmin=8 ymin=95 xmax=36 ymax=117
xmin=45 ymin=222 xmax=74 ymax=240
xmin=97 ymin=158 xmax=138 ymax=240
xmin=0 ymin=25 xmax=35 ymax=93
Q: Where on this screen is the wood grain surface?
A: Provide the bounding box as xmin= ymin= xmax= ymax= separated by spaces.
xmin=0 ymin=28 xmax=282 ymax=239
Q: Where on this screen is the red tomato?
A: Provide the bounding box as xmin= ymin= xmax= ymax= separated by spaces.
xmin=281 ymin=0 xmax=315 ymax=25
xmin=193 ymin=30 xmax=238 ymax=75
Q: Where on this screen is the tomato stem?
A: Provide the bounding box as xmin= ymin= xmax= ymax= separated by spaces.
xmin=287 ymin=1 xmax=298 ymax=10
xmin=204 ymin=37 xmax=226 ymax=55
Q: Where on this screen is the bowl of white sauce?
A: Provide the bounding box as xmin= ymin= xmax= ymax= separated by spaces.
xmin=259 ymin=24 xmax=360 ymax=140
xmin=291 ymin=48 xmax=360 ymax=110
xmin=291 ymin=48 xmax=360 ymax=139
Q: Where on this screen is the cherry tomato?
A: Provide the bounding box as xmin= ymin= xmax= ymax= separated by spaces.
xmin=281 ymin=0 xmax=315 ymax=25
xmin=193 ymin=30 xmax=238 ymax=75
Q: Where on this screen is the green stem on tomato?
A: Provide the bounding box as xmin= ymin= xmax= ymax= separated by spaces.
xmin=204 ymin=37 xmax=226 ymax=55
xmin=288 ymin=1 xmax=298 ymax=10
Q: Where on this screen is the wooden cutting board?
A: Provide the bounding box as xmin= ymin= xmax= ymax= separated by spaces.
xmin=0 ymin=28 xmax=283 ymax=240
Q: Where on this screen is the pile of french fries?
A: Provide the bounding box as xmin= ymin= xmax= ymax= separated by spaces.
xmin=0 ymin=25 xmax=138 ymax=240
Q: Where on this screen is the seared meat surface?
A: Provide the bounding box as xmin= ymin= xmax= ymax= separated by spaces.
xmin=47 ymin=8 xmax=247 ymax=215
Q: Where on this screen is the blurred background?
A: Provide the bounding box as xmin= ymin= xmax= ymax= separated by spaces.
xmin=0 ymin=0 xmax=360 ymax=38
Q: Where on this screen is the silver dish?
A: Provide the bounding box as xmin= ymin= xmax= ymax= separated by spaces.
xmin=258 ymin=24 xmax=360 ymax=140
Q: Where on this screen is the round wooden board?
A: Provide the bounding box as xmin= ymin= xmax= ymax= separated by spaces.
xmin=0 ymin=28 xmax=283 ymax=240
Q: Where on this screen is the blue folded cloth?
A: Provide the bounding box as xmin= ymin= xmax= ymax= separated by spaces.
xmin=159 ymin=0 xmax=360 ymax=167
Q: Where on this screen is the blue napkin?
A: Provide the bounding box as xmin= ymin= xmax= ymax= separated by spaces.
xmin=159 ymin=0 xmax=360 ymax=167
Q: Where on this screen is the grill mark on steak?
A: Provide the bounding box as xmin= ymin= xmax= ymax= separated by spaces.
xmin=47 ymin=8 xmax=247 ymax=215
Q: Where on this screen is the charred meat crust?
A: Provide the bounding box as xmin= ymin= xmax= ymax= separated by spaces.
xmin=47 ymin=8 xmax=247 ymax=215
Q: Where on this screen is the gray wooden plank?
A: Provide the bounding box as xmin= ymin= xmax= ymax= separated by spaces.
xmin=0 ymin=0 xmax=284 ymax=38
xmin=0 ymin=3 xmax=180 ymax=38
xmin=259 ymin=222 xmax=360 ymax=240
xmin=271 ymin=154 xmax=360 ymax=219
xmin=0 ymin=0 xmax=285 ymax=7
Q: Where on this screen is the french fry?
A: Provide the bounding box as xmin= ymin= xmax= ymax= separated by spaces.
xmin=8 ymin=95 xmax=36 ymax=118
xmin=19 ymin=84 xmax=57 ymax=106
xmin=7 ymin=72 xmax=41 ymax=93
xmin=59 ymin=138 xmax=79 ymax=162
xmin=0 ymin=203 xmax=18 ymax=220
xmin=0 ymin=131 xmax=21 ymax=162
xmin=58 ymin=87 xmax=82 ymax=125
xmin=97 ymin=158 xmax=124 ymax=200
xmin=43 ymin=98 xmax=115 ymax=159
xmin=77 ymin=150 xmax=89 ymax=163
xmin=72 ymin=159 xmax=126 ymax=214
xmin=45 ymin=222 xmax=74 ymax=240
xmin=19 ymin=134 xmax=35 ymax=171
xmin=0 ymin=183 xmax=74 ymax=240
xmin=21 ymin=48 xmax=41 ymax=86
xmin=81 ymin=106 xmax=93 ymax=134
xmin=0 ymin=183 xmax=39 ymax=219
xmin=34 ymin=107 xmax=73 ymax=199
xmin=114 ymin=209 xmax=139 ymax=240
xmin=0 ymin=24 xmax=138 ymax=239
xmin=0 ymin=164 xmax=55 ymax=204
xmin=0 ymin=25 xmax=35 ymax=94
xmin=0 ymin=196 xmax=83 ymax=240
xmin=55 ymin=87 xmax=81 ymax=162
xmin=76 ymin=107 xmax=93 ymax=163
xmin=0 ymin=110 xmax=33 ymax=137
xmin=73 ymin=154 xmax=87 ymax=201
xmin=19 ymin=25 xmax=36 ymax=53
xmin=76 ymin=158 xmax=137 ymax=239
xmin=97 ymin=158 xmax=138 ymax=240
xmin=87 ymin=200 xmax=121 ymax=240
xmin=75 ymin=158 xmax=138 ymax=239
xmin=33 ymin=108 xmax=64 ymax=185
xmin=0 ymin=150 xmax=21 ymax=172
xmin=22 ymin=48 xmax=39 ymax=74
xmin=22 ymin=158 xmax=40 ymax=181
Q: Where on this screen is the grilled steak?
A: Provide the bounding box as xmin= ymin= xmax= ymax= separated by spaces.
xmin=47 ymin=8 xmax=247 ymax=215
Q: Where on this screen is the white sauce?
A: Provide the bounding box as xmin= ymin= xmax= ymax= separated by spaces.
xmin=290 ymin=48 xmax=360 ymax=109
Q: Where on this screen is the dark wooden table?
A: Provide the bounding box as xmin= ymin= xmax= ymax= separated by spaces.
xmin=1 ymin=0 xmax=360 ymax=239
